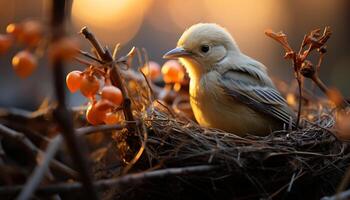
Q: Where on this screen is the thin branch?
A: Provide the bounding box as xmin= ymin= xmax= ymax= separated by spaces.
xmin=50 ymin=0 xmax=98 ymax=199
xmin=122 ymin=122 xmax=147 ymax=174
xmin=0 ymin=165 xmax=217 ymax=195
xmin=78 ymin=49 xmax=104 ymax=64
xmin=16 ymin=136 xmax=62 ymax=200
xmin=74 ymin=56 xmax=97 ymax=66
xmin=8 ymin=121 xmax=127 ymax=200
xmin=79 ymin=27 xmax=106 ymax=60
xmin=296 ymin=74 xmax=302 ymax=128
xmin=80 ymin=27 xmax=135 ymax=125
xmin=321 ymin=189 xmax=350 ymax=200
xmin=0 ymin=124 xmax=78 ymax=178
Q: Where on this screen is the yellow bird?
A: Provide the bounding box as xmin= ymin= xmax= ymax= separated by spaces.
xmin=163 ymin=23 xmax=296 ymax=136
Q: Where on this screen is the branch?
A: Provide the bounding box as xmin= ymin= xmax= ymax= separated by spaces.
xmin=16 ymin=136 xmax=63 ymax=200
xmin=50 ymin=0 xmax=97 ymax=199
xmin=78 ymin=49 xmax=104 ymax=64
xmin=79 ymin=27 xmax=140 ymax=164
xmin=0 ymin=124 xmax=78 ymax=178
xmin=321 ymin=189 xmax=350 ymax=200
xmin=15 ymin=122 xmax=128 ymax=200
xmin=80 ymin=27 xmax=135 ymax=125
xmin=3 ymin=122 xmax=127 ymax=199
xmin=0 ymin=165 xmax=217 ymax=195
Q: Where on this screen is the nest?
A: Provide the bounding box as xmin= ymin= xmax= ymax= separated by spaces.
xmin=93 ymin=72 xmax=350 ymax=200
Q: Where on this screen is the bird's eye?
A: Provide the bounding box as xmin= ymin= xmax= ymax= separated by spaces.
xmin=200 ymin=45 xmax=210 ymax=53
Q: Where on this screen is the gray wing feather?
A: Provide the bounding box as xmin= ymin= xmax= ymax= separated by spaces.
xmin=219 ymin=68 xmax=296 ymax=127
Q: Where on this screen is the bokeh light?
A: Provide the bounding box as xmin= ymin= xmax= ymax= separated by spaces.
xmin=72 ymin=0 xmax=153 ymax=44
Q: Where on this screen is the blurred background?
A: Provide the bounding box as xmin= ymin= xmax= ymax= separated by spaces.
xmin=0 ymin=0 xmax=349 ymax=109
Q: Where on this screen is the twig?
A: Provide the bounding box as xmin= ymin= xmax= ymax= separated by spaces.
xmin=16 ymin=136 xmax=62 ymax=200
xmin=112 ymin=43 xmax=120 ymax=60
xmin=122 ymin=122 xmax=148 ymax=174
xmin=15 ymin=122 xmax=128 ymax=200
xmin=265 ymin=27 xmax=344 ymax=128
xmin=0 ymin=107 xmax=48 ymax=119
xmin=50 ymin=0 xmax=98 ymax=199
xmin=268 ymin=171 xmax=305 ymax=199
xmin=321 ymin=189 xmax=350 ymax=200
xmin=80 ymin=27 xmax=135 ymax=126
xmin=0 ymin=165 xmax=217 ymax=195
xmin=80 ymin=27 xmax=139 ymax=164
xmin=296 ymin=74 xmax=302 ymax=128
xmin=335 ymin=165 xmax=350 ymax=199
xmin=0 ymin=124 xmax=78 ymax=178
xmin=78 ymin=49 xmax=104 ymax=64
xmin=74 ymin=56 xmax=98 ymax=66
xmin=76 ymin=122 xmax=129 ymax=135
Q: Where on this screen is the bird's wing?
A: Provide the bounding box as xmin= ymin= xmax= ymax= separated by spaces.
xmin=218 ymin=67 xmax=296 ymax=127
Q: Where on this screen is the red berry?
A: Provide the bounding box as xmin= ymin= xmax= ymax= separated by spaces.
xmin=6 ymin=23 xmax=23 ymax=38
xmin=141 ymin=61 xmax=161 ymax=80
xmin=161 ymin=60 xmax=185 ymax=83
xmin=12 ymin=50 xmax=37 ymax=78
xmin=80 ymin=74 xmax=100 ymax=98
xmin=66 ymin=70 xmax=82 ymax=93
xmin=19 ymin=20 xmax=43 ymax=47
xmin=101 ymin=85 xmax=123 ymax=106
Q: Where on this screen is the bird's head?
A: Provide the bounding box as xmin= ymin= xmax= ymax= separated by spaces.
xmin=163 ymin=23 xmax=240 ymax=79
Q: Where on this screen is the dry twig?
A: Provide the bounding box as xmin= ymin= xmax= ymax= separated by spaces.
xmin=50 ymin=0 xmax=97 ymax=199
xmin=0 ymin=165 xmax=216 ymax=195
xmin=265 ymin=27 xmax=348 ymax=128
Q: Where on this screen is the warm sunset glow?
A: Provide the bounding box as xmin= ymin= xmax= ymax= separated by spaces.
xmin=203 ymin=0 xmax=290 ymax=62
xmin=286 ymin=93 xmax=296 ymax=107
xmin=167 ymin=0 xmax=207 ymax=29
xmin=145 ymin=0 xmax=290 ymax=68
xmin=72 ymin=0 xmax=152 ymax=44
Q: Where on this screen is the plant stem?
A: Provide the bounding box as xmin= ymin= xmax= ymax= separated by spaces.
xmin=79 ymin=28 xmax=140 ymax=164
xmin=295 ymin=70 xmax=302 ymax=129
xmin=0 ymin=165 xmax=216 ymax=195
xmin=50 ymin=0 xmax=98 ymax=199
xmin=80 ymin=27 xmax=135 ymax=126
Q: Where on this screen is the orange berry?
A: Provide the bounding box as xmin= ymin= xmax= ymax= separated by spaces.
xmin=6 ymin=23 xmax=23 ymax=38
xmin=141 ymin=61 xmax=161 ymax=80
xmin=86 ymin=103 xmax=107 ymax=125
xmin=19 ymin=20 xmax=43 ymax=47
xmin=101 ymin=85 xmax=123 ymax=106
xmin=104 ymin=112 xmax=121 ymax=125
xmin=12 ymin=50 xmax=37 ymax=78
xmin=0 ymin=34 xmax=13 ymax=54
xmin=94 ymin=99 xmax=114 ymax=111
xmin=66 ymin=70 xmax=82 ymax=93
xmin=49 ymin=37 xmax=79 ymax=60
xmin=161 ymin=60 xmax=185 ymax=83
xmin=80 ymin=74 xmax=100 ymax=98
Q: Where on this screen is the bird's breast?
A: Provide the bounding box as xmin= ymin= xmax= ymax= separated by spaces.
xmin=189 ymin=71 xmax=226 ymax=128
xmin=189 ymin=71 xmax=279 ymax=135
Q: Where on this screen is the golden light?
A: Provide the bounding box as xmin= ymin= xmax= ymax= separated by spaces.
xmin=202 ymin=0 xmax=290 ymax=64
xmin=167 ymin=0 xmax=208 ymax=30
xmin=286 ymin=93 xmax=296 ymax=107
xmin=72 ymin=0 xmax=152 ymax=44
xmin=146 ymin=1 xmax=174 ymax=33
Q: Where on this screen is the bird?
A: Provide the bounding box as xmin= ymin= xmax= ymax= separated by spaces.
xmin=163 ymin=23 xmax=296 ymax=136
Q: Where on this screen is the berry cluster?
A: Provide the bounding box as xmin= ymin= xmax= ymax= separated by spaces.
xmin=1 ymin=20 xmax=43 ymax=78
xmin=66 ymin=67 xmax=123 ymax=125
xmin=1 ymin=20 xmax=79 ymax=78
xmin=2 ymin=20 xmax=188 ymax=126
xmin=140 ymin=60 xmax=185 ymax=84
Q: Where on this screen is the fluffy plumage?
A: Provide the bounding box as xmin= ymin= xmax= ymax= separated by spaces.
xmin=164 ymin=23 xmax=296 ymax=136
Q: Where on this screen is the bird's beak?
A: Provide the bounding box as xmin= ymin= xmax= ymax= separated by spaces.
xmin=163 ymin=47 xmax=192 ymax=59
